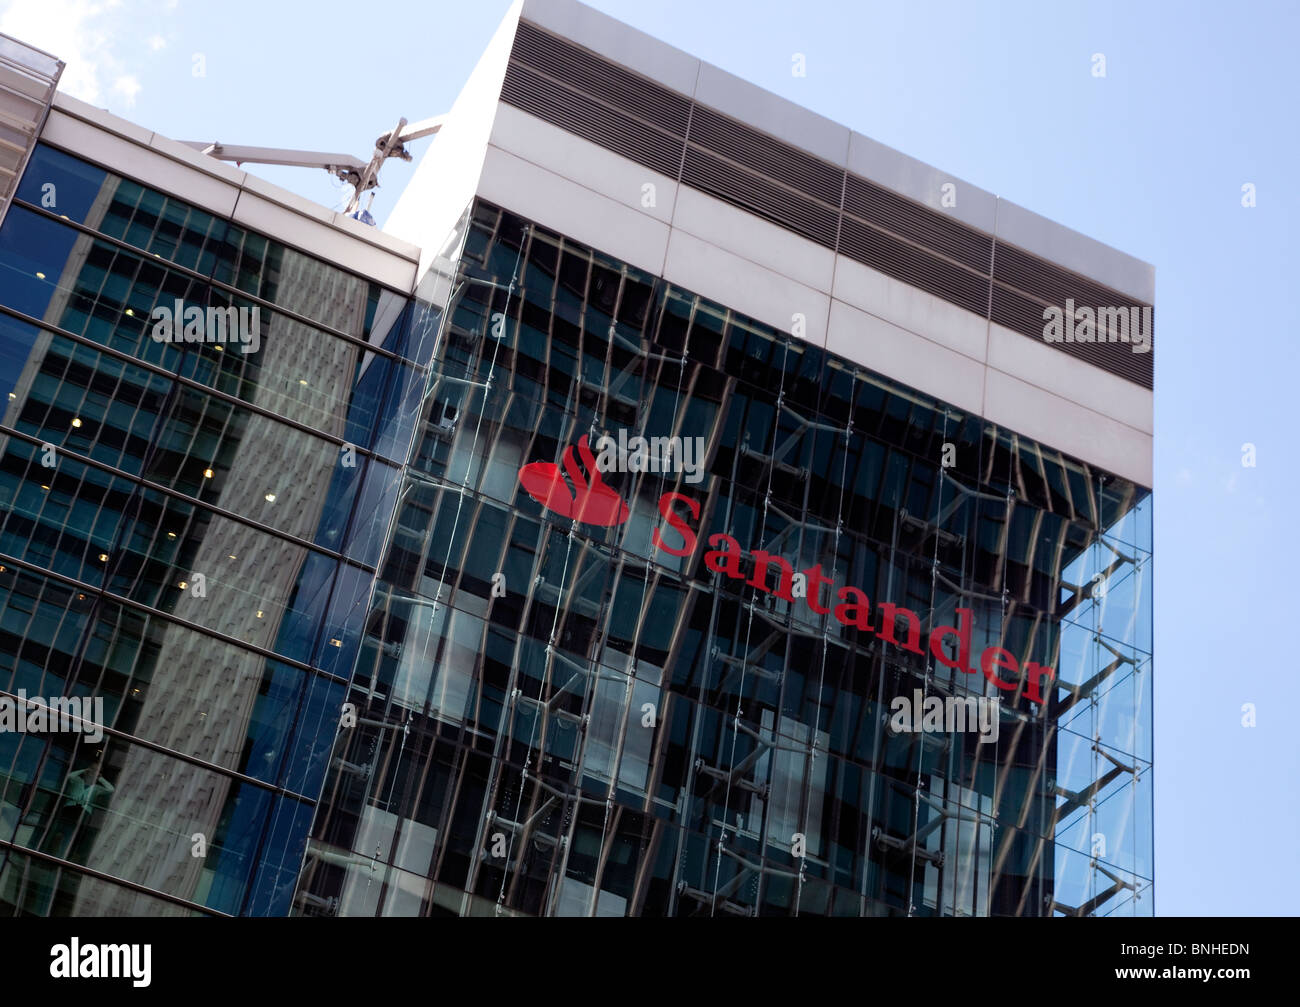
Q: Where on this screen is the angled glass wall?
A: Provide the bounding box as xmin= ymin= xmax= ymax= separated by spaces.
xmin=295 ymin=201 xmax=1152 ymax=917
xmin=0 ymin=144 xmax=423 ymax=915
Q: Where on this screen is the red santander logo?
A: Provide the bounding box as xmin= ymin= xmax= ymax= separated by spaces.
xmin=518 ymin=435 xmax=630 ymax=527
xmin=518 ymin=438 xmax=1056 ymax=705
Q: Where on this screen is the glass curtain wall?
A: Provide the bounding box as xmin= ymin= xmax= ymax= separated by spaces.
xmin=0 ymin=144 xmax=424 ymax=915
xmin=296 ymin=201 xmax=1152 ymax=917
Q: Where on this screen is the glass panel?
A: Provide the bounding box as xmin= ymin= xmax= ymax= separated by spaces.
xmin=0 ymin=851 xmax=211 ymax=916
xmin=0 ymin=730 xmax=282 ymax=914
xmin=301 ymin=201 xmax=1153 ymax=916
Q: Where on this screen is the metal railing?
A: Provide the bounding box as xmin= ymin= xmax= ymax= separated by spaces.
xmin=0 ymin=31 xmax=63 ymax=229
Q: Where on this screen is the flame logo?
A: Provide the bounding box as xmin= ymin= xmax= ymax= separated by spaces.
xmin=518 ymin=435 xmax=630 ymax=526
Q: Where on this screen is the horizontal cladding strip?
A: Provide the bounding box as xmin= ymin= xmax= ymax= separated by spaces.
xmin=838 ymin=215 xmax=990 ymax=318
xmin=843 ymin=173 xmax=993 ymax=274
xmin=502 ymin=19 xmax=1154 ymax=390
xmin=508 ymin=20 xmax=692 ymax=136
xmin=990 ymin=284 xmax=1153 ymax=387
xmin=993 ymin=239 xmax=1144 ymax=312
xmin=680 ymin=144 xmax=839 ymax=249
xmin=687 ymin=104 xmax=844 ymax=206
xmin=471 ymin=197 xmax=1149 ymax=487
xmin=501 ymin=60 xmax=685 ymax=178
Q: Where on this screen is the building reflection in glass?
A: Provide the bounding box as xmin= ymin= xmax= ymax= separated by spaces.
xmin=296 ymin=202 xmax=1152 ymax=917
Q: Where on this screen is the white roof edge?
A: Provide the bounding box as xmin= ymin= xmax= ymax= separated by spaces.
xmin=519 ymin=0 xmax=700 ymax=95
xmin=518 ymin=0 xmax=1155 ymax=296
xmin=387 ymin=0 xmax=525 ymax=280
xmin=47 ymin=91 xmax=422 ymax=267
xmin=993 ymin=198 xmax=1156 ymax=304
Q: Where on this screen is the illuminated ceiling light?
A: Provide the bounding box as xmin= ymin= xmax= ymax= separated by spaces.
xmin=214 ymin=345 xmax=224 ymax=352
xmin=228 ymin=553 xmax=237 ymax=560
xmin=35 ymin=271 xmax=45 ymax=279
xmin=7 ymin=392 xmax=15 ymax=399
xmin=256 ymin=610 xmax=264 ymax=619
xmin=40 ymin=484 xmax=50 ymax=491
xmin=298 ymin=379 xmax=308 ymax=386
xmin=167 ymin=531 xmax=177 ymax=539
xmin=124 ymin=308 xmax=134 ymax=317
xmin=98 ymin=553 xmax=109 ymax=562
xmin=71 ymin=417 xmax=82 ymax=428
xmin=329 ymin=638 xmax=342 ymax=647
xmin=178 ymin=581 xmax=188 ymax=590
xmin=264 ymin=493 xmax=276 ymax=502
xmin=203 ymin=468 xmax=214 ymax=479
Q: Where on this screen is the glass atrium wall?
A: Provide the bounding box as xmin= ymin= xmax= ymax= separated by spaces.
xmin=0 ymin=144 xmax=423 ymax=915
xmin=296 ymin=202 xmax=1152 ymax=917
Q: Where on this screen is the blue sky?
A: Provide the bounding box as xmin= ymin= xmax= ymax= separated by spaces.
xmin=3 ymin=0 xmax=1295 ymax=916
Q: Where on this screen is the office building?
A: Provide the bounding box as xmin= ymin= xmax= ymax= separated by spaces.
xmin=0 ymin=0 xmax=1152 ymax=917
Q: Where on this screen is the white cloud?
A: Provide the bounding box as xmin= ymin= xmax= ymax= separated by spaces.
xmin=0 ymin=0 xmax=109 ymax=103
xmin=111 ymin=72 xmax=139 ymax=105
xmin=0 ymin=0 xmax=170 ymax=108
xmin=147 ymin=33 xmax=165 ymax=51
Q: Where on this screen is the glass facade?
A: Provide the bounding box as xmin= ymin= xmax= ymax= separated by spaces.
xmin=0 ymin=142 xmax=1151 ymax=918
xmin=0 ymin=144 xmax=427 ymax=915
xmin=293 ymin=201 xmax=1152 ymax=917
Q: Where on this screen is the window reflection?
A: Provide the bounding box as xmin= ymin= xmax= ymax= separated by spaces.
xmin=298 ymin=202 xmax=1152 ymax=917
xmin=0 ymin=147 xmax=424 ymax=915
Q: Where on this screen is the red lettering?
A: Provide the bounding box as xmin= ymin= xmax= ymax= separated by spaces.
xmin=704 ymin=533 xmax=745 ymax=578
xmin=653 ymin=492 xmax=699 ymax=557
xmin=1024 ymin=662 xmax=1056 ymax=705
xmin=833 ymin=586 xmax=872 ymax=630
xmin=930 ymin=608 xmax=976 ymax=674
xmin=638 ymin=497 xmax=1046 ymax=703
xmin=980 ymin=647 xmax=1019 ymax=690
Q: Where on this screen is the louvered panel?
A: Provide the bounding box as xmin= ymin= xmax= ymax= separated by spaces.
xmin=501 ymin=61 xmax=684 ymax=178
xmin=990 ymin=284 xmax=1153 ymax=387
xmin=681 ymin=144 xmax=839 ymax=249
xmin=843 ymin=174 xmax=991 ymax=275
xmin=994 ymin=240 xmax=1148 ymax=318
xmin=839 ymin=216 xmax=989 ymax=317
xmin=687 ymin=105 xmax=842 ymax=208
xmin=509 ymin=21 xmax=691 ymax=138
xmin=502 ymin=17 xmax=1154 ymax=391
